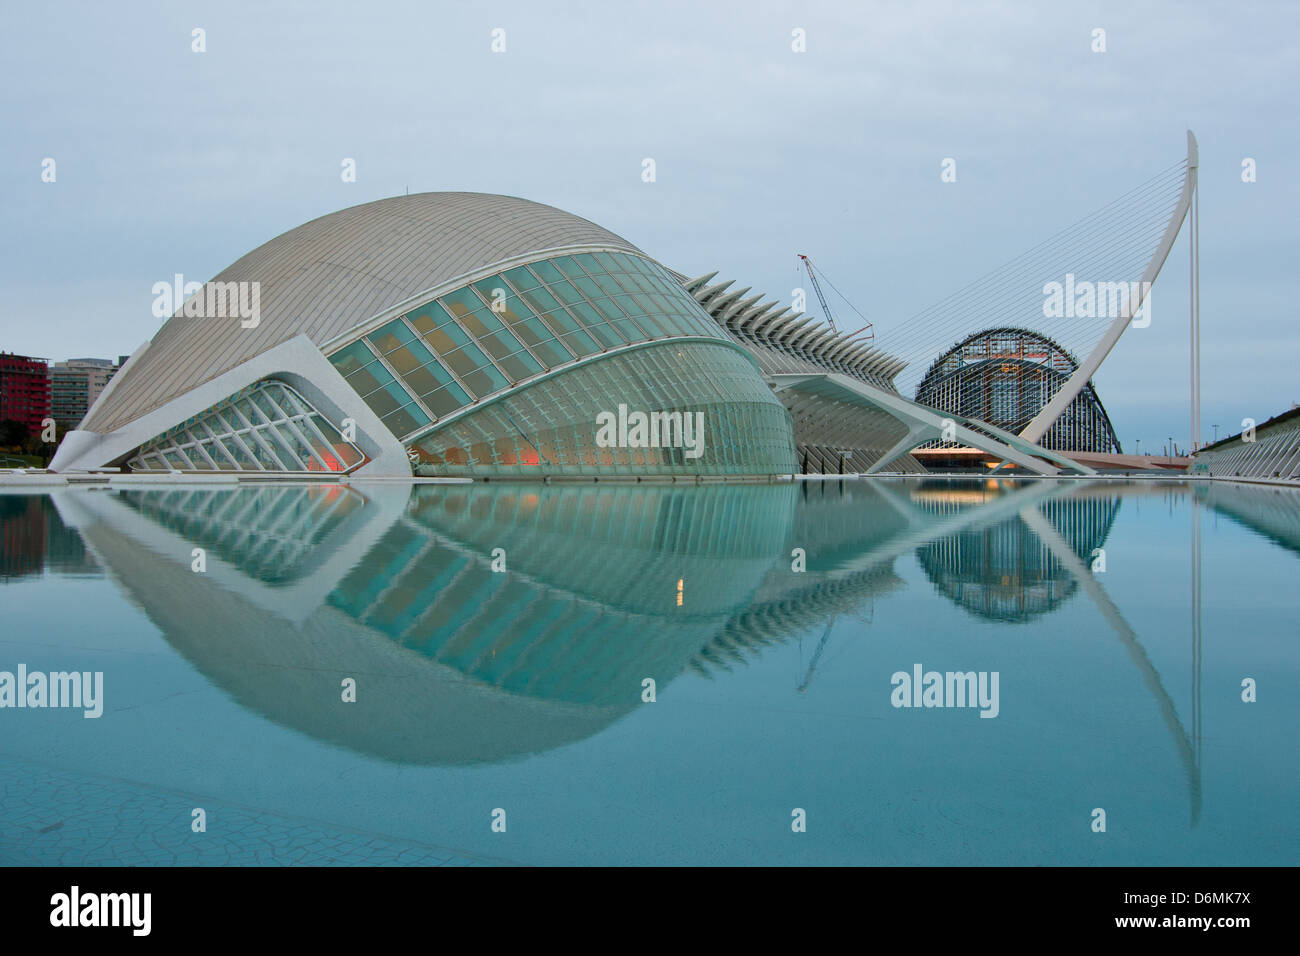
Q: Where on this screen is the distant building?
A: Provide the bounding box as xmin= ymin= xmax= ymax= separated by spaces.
xmin=49 ymin=357 xmax=117 ymax=429
xmin=0 ymin=352 xmax=51 ymax=438
xmin=1193 ymin=405 xmax=1300 ymax=480
xmin=914 ymin=328 xmax=1122 ymax=454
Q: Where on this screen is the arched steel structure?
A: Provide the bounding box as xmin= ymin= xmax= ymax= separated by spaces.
xmin=915 ymin=327 xmax=1122 ymax=454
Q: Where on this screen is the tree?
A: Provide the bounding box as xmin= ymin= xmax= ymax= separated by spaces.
xmin=0 ymin=419 xmax=30 ymax=448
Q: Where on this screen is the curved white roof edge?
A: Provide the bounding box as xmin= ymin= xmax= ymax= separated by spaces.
xmin=50 ymin=335 xmax=411 ymax=476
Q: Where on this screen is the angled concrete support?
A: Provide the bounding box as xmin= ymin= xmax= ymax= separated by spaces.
xmin=770 ymin=372 xmax=1097 ymax=476
xmin=49 ymin=334 xmax=411 ymax=476
xmin=865 ymin=423 xmax=930 ymax=475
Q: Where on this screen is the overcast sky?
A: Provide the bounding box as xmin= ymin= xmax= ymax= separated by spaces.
xmin=2 ymin=1 xmax=1296 ymax=451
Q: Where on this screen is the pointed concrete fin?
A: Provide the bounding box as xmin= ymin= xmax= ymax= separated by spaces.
xmin=694 ymin=278 xmax=735 ymax=307
xmin=708 ymin=287 xmax=750 ymax=316
xmin=721 ymin=292 xmax=765 ymax=325
xmin=682 ymin=271 xmax=719 ymax=293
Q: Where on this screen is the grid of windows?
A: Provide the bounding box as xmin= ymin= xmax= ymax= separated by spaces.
xmin=113 ymin=485 xmax=367 ymax=583
xmin=128 ymin=380 xmax=366 ymax=473
xmin=916 ymin=329 xmax=1121 ymax=454
xmin=329 ymin=250 xmax=728 ymax=442
xmin=409 ymin=340 xmax=798 ymax=477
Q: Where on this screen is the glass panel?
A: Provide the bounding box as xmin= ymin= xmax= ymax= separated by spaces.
xmin=588 ymin=271 xmax=632 ymax=300
xmin=329 ymin=340 xmax=380 ymax=377
xmin=204 ymin=442 xmax=236 ymax=470
xmin=571 ymin=273 xmax=612 ymax=307
xmin=584 ymin=288 xmax=643 ymax=340
xmin=400 ymin=363 xmax=441 ymax=399
xmin=221 ymin=439 xmax=257 ymax=470
xmin=341 ymin=356 xmax=396 ymax=396
xmin=621 ymin=271 xmax=658 ymax=295
xmin=517 ymin=281 xmax=562 ymax=316
xmin=420 ymin=384 xmax=472 ymax=418
xmin=592 ymin=251 xmax=622 ymax=273
xmin=573 ymin=253 xmax=603 ymax=275
xmin=502 ymin=265 xmax=542 ymax=293
xmin=610 ymin=290 xmax=668 ymax=336
xmin=473 ymin=278 xmax=573 ymax=368
xmin=362 ymin=381 xmax=405 ymax=418
xmin=439 ymin=287 xmax=489 ymax=321
xmin=454 ymin=310 xmax=543 ymax=381
xmin=381 ymin=403 xmax=430 ymax=439
xmin=646 ymin=294 xmax=690 ymax=334
xmin=249 ymin=390 xmax=279 ymax=422
xmin=407 ymin=302 xmax=459 ymax=336
xmin=543 ymin=277 xmax=584 ymax=309
xmin=609 ymin=252 xmax=644 ymax=273
xmin=368 ymin=319 xmax=418 ymax=355
xmin=552 ymin=256 xmax=587 ymax=280
xmin=256 ymin=424 xmax=299 ymax=468
xmin=528 ymin=259 xmax=568 ymax=286
xmin=536 ymin=309 xmax=599 ymax=356
xmin=270 ymin=425 xmax=313 ymax=468
xmin=569 ymin=300 xmax=624 ymax=348
xmin=416 ymin=317 xmax=509 ymax=397
xmin=382 ymin=343 xmax=431 ymax=377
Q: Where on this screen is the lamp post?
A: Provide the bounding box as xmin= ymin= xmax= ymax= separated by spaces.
xmin=1213 ymin=424 xmax=1219 ymax=442
xmin=1135 ymin=438 xmax=1140 ymax=456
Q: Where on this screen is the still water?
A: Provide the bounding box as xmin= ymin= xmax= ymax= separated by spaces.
xmin=1 ymin=478 xmax=1297 ymax=865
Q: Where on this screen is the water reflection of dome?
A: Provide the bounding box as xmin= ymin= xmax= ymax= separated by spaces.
xmin=52 ymin=478 xmax=1104 ymax=764
xmin=913 ymin=483 xmax=1121 ymax=622
xmin=698 ymin=481 xmax=909 ymax=671
xmin=60 ymin=483 xmax=798 ymax=764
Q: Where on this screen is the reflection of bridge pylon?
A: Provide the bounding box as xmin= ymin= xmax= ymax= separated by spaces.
xmin=1019 ymin=497 xmax=1203 ymax=827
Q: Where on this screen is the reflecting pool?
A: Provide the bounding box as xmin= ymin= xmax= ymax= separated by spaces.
xmin=1 ymin=478 xmax=1297 ymax=865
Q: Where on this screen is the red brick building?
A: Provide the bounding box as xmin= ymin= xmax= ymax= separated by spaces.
xmin=0 ymin=352 xmax=52 ymax=438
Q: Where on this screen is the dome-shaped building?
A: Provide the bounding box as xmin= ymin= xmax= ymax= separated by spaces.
xmin=53 ymin=193 xmax=800 ymax=477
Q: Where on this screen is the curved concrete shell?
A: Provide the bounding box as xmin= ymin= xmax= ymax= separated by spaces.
xmin=53 ymin=193 xmax=799 ymax=477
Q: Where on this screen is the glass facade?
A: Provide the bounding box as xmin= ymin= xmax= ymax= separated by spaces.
xmin=113 ymin=485 xmax=368 ymax=583
xmin=915 ymin=328 xmax=1121 ymax=454
xmin=128 ymin=380 xmax=365 ymax=473
xmin=328 ymin=250 xmax=730 ymax=443
xmin=409 ymin=340 xmax=798 ymax=477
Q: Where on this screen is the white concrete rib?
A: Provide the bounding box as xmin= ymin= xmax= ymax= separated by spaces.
xmin=684 ymin=272 xmax=909 ymax=390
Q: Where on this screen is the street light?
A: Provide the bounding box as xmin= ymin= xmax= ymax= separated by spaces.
xmin=1213 ymin=424 xmax=1219 ymax=442
xmin=1135 ymin=438 xmax=1140 ymax=456
xmin=1169 ymin=437 xmax=1174 ymax=459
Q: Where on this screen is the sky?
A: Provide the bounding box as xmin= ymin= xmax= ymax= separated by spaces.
xmin=2 ymin=0 xmax=1296 ymax=453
